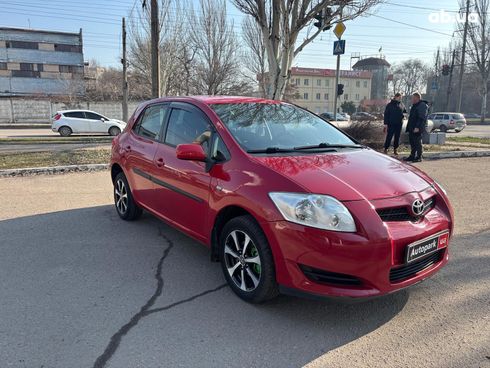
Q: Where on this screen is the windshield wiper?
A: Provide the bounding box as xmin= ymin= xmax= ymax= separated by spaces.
xmin=293 ymin=143 xmax=365 ymax=150
xmin=247 ymin=147 xmax=296 ymax=154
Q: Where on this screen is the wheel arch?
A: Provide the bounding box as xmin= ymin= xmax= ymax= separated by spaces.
xmin=109 ymin=125 xmax=121 ymax=135
xmin=111 ymin=163 xmax=124 ymax=183
xmin=210 ymin=205 xmax=256 ymax=262
xmin=58 ymin=125 xmax=72 ymax=134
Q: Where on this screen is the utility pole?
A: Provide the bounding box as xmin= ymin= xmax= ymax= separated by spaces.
xmin=150 ymin=0 xmax=160 ymax=98
xmin=122 ymin=17 xmax=128 ymax=122
xmin=457 ymin=0 xmax=471 ymax=113
xmin=432 ymin=48 xmax=440 ymax=109
xmin=446 ymin=49 xmax=457 ymax=111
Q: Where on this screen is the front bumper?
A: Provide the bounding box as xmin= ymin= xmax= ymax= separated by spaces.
xmin=261 ymin=190 xmax=453 ymax=299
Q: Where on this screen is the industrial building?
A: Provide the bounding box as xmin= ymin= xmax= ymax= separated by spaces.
xmin=352 ymin=56 xmax=390 ymax=100
xmin=0 ymin=27 xmax=85 ymax=96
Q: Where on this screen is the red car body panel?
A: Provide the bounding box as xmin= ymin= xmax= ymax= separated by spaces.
xmin=111 ymin=96 xmax=454 ymax=299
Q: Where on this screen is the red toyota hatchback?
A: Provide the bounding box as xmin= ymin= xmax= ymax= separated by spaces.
xmin=110 ymin=96 xmax=454 ymax=303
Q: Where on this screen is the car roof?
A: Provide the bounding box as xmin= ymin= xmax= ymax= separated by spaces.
xmin=431 ymin=112 xmax=462 ymax=114
xmin=142 ymin=95 xmax=285 ymax=106
xmin=57 ymin=109 xmax=103 ymax=114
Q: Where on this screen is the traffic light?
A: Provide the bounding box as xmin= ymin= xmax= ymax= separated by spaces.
xmin=314 ymin=12 xmax=323 ymax=30
xmin=442 ymin=64 xmax=450 ymax=76
xmin=313 ymin=7 xmax=332 ymax=31
xmin=337 ymin=83 xmax=344 ymax=96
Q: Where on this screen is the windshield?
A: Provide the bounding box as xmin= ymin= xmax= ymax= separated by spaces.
xmin=210 ymin=103 xmax=355 ymax=152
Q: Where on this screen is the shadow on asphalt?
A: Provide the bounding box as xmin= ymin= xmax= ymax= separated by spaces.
xmin=6 ymin=204 xmax=472 ymax=368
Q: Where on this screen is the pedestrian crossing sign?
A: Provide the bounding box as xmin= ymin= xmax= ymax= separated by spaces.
xmin=333 ymin=40 xmax=346 ymax=55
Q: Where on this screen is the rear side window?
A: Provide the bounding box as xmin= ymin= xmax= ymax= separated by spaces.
xmin=134 ymin=105 xmax=166 ymax=140
xmin=64 ymin=111 xmax=85 ymax=118
xmin=165 ymin=108 xmax=210 ymax=147
xmin=443 ymin=114 xmax=450 ymax=120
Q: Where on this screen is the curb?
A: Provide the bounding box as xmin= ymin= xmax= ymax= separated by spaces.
xmin=0 ymin=124 xmax=51 ymax=129
xmin=423 ymin=150 xmax=490 ymax=160
xmin=0 ymin=163 xmax=109 ymax=177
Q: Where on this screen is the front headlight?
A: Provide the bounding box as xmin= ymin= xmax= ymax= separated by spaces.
xmin=269 ymin=192 xmax=356 ymax=232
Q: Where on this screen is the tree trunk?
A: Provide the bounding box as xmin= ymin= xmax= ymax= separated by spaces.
xmin=480 ymin=81 xmax=487 ymax=123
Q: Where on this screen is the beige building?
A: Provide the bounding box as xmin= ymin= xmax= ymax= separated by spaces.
xmin=289 ymin=67 xmax=372 ymax=114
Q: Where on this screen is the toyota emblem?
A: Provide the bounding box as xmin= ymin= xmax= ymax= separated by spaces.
xmin=412 ymin=199 xmax=425 ymax=216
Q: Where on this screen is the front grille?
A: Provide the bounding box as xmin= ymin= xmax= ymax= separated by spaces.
xmin=389 ymin=249 xmax=444 ymax=283
xmin=299 ymin=264 xmax=362 ymax=286
xmin=377 ymin=196 xmax=435 ymax=222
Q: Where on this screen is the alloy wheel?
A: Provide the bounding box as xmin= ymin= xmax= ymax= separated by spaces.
xmin=224 ymin=230 xmax=262 ymax=292
xmin=115 ymin=179 xmax=128 ymax=215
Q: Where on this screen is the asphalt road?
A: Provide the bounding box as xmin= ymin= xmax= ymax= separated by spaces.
xmin=0 ymin=158 xmax=489 ymax=368
xmin=455 ymin=124 xmax=490 ymax=138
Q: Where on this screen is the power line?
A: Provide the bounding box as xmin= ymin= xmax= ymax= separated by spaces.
xmin=365 ymin=13 xmax=453 ymax=37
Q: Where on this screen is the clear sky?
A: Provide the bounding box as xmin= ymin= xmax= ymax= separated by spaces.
xmin=0 ymin=0 xmax=459 ymax=70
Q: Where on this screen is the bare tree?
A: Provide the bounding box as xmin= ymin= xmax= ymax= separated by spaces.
xmin=230 ymin=0 xmax=382 ymax=99
xmin=390 ymin=59 xmax=429 ymax=105
xmin=190 ymin=0 xmax=247 ymax=95
xmin=464 ymin=0 xmax=490 ymax=122
xmin=242 ymin=17 xmax=268 ymax=97
xmin=128 ymin=0 xmax=189 ymax=96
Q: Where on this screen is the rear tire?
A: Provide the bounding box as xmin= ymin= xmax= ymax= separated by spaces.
xmin=109 ymin=126 xmax=121 ymax=136
xmin=439 ymin=125 xmax=447 ymax=133
xmin=114 ymin=172 xmax=142 ymax=221
xmin=219 ymin=215 xmax=279 ymax=303
xmin=59 ymin=126 xmax=72 ymax=137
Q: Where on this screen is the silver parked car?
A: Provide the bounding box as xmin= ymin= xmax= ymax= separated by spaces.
xmin=427 ymin=112 xmax=466 ymax=133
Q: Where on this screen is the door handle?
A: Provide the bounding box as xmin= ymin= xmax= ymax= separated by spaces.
xmin=123 ymin=145 xmax=131 ymax=152
xmin=155 ymin=157 xmax=165 ymax=167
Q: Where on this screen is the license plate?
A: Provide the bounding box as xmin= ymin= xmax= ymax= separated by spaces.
xmin=405 ymin=231 xmax=449 ymax=263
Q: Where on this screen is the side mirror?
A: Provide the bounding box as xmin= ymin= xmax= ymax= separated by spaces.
xmin=176 ymin=143 xmax=207 ymax=162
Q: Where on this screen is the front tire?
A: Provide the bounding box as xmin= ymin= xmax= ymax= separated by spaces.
xmin=219 ymin=215 xmax=279 ymax=303
xmin=109 ymin=126 xmax=121 ymax=136
xmin=114 ymin=172 xmax=142 ymax=221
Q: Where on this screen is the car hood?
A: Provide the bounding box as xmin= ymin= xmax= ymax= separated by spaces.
xmin=254 ymin=149 xmax=430 ymax=201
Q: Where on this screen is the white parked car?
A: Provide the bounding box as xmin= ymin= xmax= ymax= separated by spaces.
xmin=427 ymin=112 xmax=466 ymax=133
xmin=51 ymin=110 xmax=126 ymax=137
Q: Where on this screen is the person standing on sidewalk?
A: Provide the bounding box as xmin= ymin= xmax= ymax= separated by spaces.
xmin=383 ymin=93 xmax=406 ymax=155
xmin=404 ymin=92 xmax=429 ymax=163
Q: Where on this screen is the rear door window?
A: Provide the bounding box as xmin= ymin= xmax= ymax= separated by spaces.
xmin=64 ymin=111 xmax=85 ymax=119
xmin=443 ymin=114 xmax=450 ymax=120
xmin=133 ymin=105 xmax=167 ymax=140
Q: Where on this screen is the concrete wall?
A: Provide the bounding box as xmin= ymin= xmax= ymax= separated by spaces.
xmin=0 ymin=98 xmax=142 ymax=123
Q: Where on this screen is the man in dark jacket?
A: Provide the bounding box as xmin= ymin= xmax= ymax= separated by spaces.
xmin=383 ymin=93 xmax=406 ymax=155
xmin=404 ymin=92 xmax=428 ymax=162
